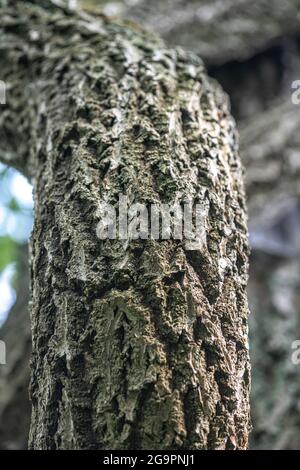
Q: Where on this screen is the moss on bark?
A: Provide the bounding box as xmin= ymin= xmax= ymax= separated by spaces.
xmin=0 ymin=0 xmax=250 ymax=449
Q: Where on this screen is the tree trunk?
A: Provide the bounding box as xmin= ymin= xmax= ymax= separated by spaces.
xmin=103 ymin=0 xmax=300 ymax=450
xmin=0 ymin=0 xmax=250 ymax=449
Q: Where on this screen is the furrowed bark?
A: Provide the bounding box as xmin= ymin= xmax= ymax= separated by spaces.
xmin=0 ymin=1 xmax=250 ymax=449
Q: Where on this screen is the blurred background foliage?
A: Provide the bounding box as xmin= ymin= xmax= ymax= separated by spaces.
xmin=0 ymin=164 xmax=33 ymax=325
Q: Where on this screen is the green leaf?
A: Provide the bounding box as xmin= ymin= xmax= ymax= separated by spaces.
xmin=8 ymin=197 xmax=21 ymax=212
xmin=0 ymin=236 xmax=17 ymax=272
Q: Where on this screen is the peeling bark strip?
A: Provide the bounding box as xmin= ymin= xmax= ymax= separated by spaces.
xmin=0 ymin=0 xmax=250 ymax=449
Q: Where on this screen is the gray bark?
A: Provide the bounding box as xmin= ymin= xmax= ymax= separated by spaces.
xmin=92 ymin=0 xmax=300 ymax=450
xmin=95 ymin=0 xmax=300 ymax=451
xmin=0 ymin=0 xmax=250 ymax=450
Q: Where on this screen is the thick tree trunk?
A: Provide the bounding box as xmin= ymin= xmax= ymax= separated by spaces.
xmin=88 ymin=0 xmax=300 ymax=451
xmin=0 ymin=0 xmax=250 ymax=449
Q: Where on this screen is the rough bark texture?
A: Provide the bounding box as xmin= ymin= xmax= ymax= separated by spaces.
xmin=2 ymin=0 xmax=300 ymax=451
xmin=0 ymin=0 xmax=250 ymax=450
xmin=0 ymin=249 xmax=31 ymax=450
xmin=101 ymin=0 xmax=300 ymax=450
xmin=84 ymin=0 xmax=300 ymax=451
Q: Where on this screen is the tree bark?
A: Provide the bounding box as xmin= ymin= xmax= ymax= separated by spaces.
xmin=94 ymin=0 xmax=300 ymax=451
xmin=0 ymin=0 xmax=250 ymax=449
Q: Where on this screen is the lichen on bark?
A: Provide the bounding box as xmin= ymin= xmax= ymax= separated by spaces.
xmin=0 ymin=0 xmax=250 ymax=449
